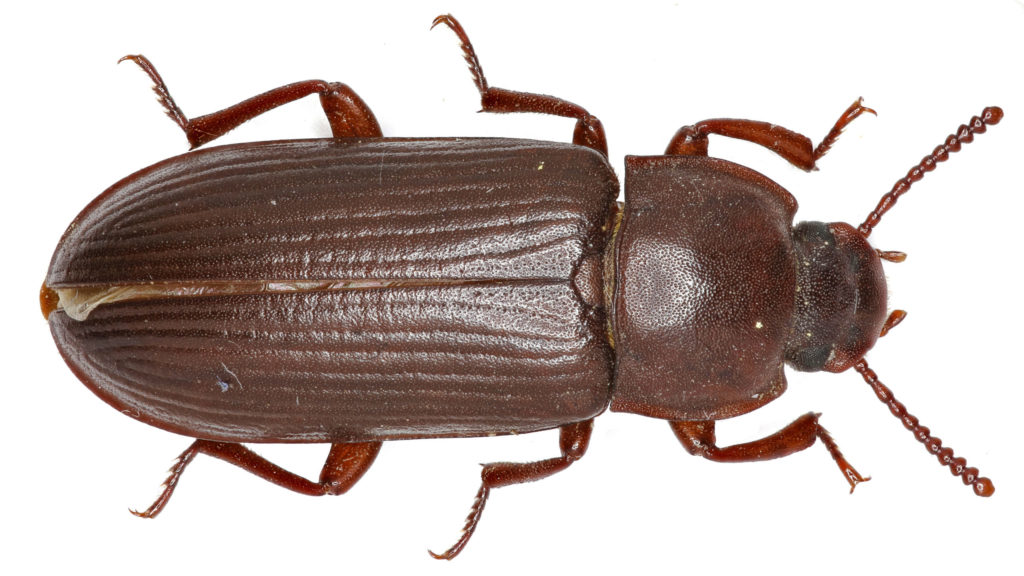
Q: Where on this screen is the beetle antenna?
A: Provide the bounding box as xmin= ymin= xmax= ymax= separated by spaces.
xmin=853 ymin=360 xmax=993 ymax=497
xmin=859 ymin=106 xmax=1002 ymax=237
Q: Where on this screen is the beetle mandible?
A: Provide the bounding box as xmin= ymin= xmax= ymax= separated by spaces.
xmin=40 ymin=14 xmax=1000 ymax=559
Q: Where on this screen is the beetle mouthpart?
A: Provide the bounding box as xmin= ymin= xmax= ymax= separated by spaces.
xmin=39 ymin=283 xmax=59 ymax=320
xmin=879 ymin=309 xmax=907 ymax=337
xmin=876 ymin=250 xmax=907 ymax=263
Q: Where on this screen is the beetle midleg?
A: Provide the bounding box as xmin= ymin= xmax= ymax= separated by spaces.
xmin=432 ymin=14 xmax=608 ymax=156
xmin=131 ymin=440 xmax=382 ymax=518
xmin=430 ymin=419 xmax=594 ymax=560
xmin=669 ymin=414 xmax=869 ymax=493
xmin=120 ymin=55 xmax=382 ymax=149
xmin=665 ymin=98 xmax=876 ymax=170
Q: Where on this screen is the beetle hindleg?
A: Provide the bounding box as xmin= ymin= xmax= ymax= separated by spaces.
xmin=669 ymin=413 xmax=869 ymax=493
xmin=430 ymin=419 xmax=593 ymax=560
xmin=432 ymin=14 xmax=608 ymax=156
xmin=665 ymin=98 xmax=876 ymax=170
xmin=130 ymin=440 xmax=382 ymax=518
xmin=119 ymin=55 xmax=382 ymax=149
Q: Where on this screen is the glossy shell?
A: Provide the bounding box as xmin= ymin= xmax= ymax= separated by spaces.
xmin=611 ymin=155 xmax=798 ymax=421
xmin=45 ymin=138 xmax=618 ymax=442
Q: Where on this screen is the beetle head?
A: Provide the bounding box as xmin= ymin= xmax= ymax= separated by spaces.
xmin=786 ymin=105 xmax=1004 ymax=373
xmin=785 ymin=221 xmax=887 ymax=373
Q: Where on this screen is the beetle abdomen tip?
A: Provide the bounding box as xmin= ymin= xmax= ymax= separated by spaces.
xmin=39 ymin=282 xmax=59 ymax=320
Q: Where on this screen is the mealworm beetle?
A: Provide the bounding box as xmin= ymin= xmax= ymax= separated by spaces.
xmin=40 ymin=14 xmax=1000 ymax=559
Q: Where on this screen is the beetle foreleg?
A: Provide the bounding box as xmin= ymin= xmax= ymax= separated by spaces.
xmin=130 ymin=440 xmax=382 ymax=518
xmin=432 ymin=14 xmax=608 ymax=156
xmin=430 ymin=419 xmax=594 ymax=560
xmin=669 ymin=414 xmax=869 ymax=493
xmin=665 ymin=98 xmax=876 ymax=170
xmin=119 ymin=55 xmax=382 ymax=148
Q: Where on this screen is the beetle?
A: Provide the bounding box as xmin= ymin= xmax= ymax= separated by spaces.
xmin=40 ymin=14 xmax=1000 ymax=559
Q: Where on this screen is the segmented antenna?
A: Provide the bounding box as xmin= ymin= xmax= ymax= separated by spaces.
xmin=853 ymin=360 xmax=993 ymax=497
xmin=859 ymin=107 xmax=1003 ymax=237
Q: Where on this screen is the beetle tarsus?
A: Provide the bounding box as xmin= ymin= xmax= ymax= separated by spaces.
xmin=130 ymin=442 xmax=200 ymax=518
xmin=119 ymin=54 xmax=191 ymax=135
xmin=814 ymin=417 xmax=871 ymax=493
xmin=811 ymin=97 xmax=877 ymax=163
xmin=429 ymin=485 xmax=490 ymax=560
xmin=432 ymin=14 xmax=489 ymax=94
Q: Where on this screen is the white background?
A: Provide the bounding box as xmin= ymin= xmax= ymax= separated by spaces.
xmin=5 ymin=1 xmax=1021 ymax=574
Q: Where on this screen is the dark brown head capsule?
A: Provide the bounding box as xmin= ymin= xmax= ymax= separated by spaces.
xmin=40 ymin=15 xmax=1001 ymax=560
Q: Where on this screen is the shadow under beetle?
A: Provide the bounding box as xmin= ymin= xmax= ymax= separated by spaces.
xmin=40 ymin=15 xmax=1001 ymax=559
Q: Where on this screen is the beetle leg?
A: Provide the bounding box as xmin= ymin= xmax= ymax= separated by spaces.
xmin=130 ymin=440 xmax=382 ymax=518
xmin=665 ymin=98 xmax=876 ymax=170
xmin=432 ymin=14 xmax=608 ymax=156
xmin=669 ymin=413 xmax=869 ymax=493
xmin=119 ymin=55 xmax=382 ymax=149
xmin=430 ymin=419 xmax=594 ymax=560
